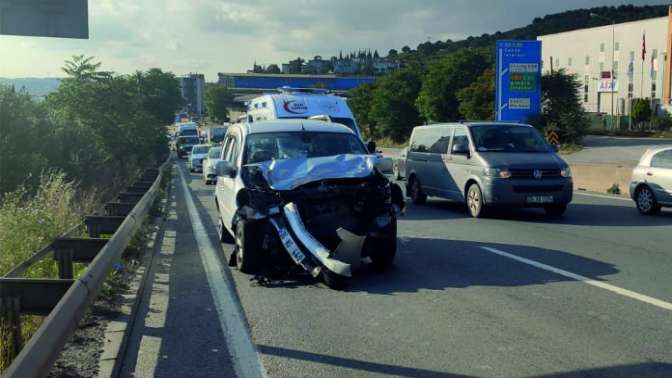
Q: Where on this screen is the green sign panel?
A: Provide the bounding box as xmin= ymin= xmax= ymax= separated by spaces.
xmin=509 ymin=73 xmax=536 ymax=92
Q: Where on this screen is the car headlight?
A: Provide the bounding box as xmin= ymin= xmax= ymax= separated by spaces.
xmin=484 ymin=168 xmax=511 ymax=179
xmin=561 ymin=167 xmax=572 ymax=178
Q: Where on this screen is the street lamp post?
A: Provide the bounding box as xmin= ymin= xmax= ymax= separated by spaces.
xmin=591 ymin=13 xmax=616 ymax=131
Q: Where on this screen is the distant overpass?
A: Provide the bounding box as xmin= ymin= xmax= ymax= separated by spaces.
xmin=217 ymin=72 xmax=376 ymax=102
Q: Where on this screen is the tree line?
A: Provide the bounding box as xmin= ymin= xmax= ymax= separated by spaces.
xmin=348 ymin=47 xmax=588 ymax=144
xmin=0 ymin=55 xmax=182 ymax=196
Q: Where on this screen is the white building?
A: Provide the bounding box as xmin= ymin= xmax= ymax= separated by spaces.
xmin=538 ymin=9 xmax=671 ymax=116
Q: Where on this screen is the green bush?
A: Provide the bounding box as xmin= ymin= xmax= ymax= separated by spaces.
xmin=0 ymin=172 xmax=91 ymax=277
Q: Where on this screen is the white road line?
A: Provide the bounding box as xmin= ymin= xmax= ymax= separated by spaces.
xmin=178 ymin=164 xmax=265 ymax=378
xmin=480 ymin=246 xmax=672 ymax=312
xmin=574 ymin=191 xmax=631 ymax=202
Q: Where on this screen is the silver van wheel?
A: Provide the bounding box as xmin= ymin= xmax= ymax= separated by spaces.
xmin=467 ymin=184 xmax=484 ymax=218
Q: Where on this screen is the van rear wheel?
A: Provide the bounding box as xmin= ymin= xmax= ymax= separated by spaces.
xmin=409 ymin=178 xmax=427 ymax=205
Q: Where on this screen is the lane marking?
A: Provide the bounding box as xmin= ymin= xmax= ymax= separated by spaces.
xmin=480 ymin=246 xmax=672 ymax=312
xmin=178 ymin=164 xmax=265 ymax=378
xmin=573 ymin=191 xmax=631 ymax=202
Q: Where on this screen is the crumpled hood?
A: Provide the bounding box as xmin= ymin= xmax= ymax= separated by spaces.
xmin=256 ymin=154 xmax=377 ymax=190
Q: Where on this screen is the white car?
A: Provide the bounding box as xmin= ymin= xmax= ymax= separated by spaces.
xmin=188 ymin=144 xmax=210 ymax=172
xmin=202 ymin=145 xmax=223 ymax=185
xmin=213 ymin=119 xmax=404 ymax=289
xmin=630 ymin=146 xmax=672 ymax=215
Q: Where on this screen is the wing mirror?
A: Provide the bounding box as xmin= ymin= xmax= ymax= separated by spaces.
xmin=452 ymin=143 xmax=470 ymax=157
xmin=216 ymin=160 xmax=236 ymax=178
xmin=550 ymin=144 xmax=559 ymax=153
xmin=366 ymin=140 xmax=377 ymax=154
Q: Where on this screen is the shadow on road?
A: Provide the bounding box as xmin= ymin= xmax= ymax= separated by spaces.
xmin=347 ymin=238 xmax=619 ymax=295
xmin=403 ymin=199 xmax=672 ymax=227
xmin=530 ymin=362 xmax=672 ymax=378
xmin=257 ymin=344 xmax=474 ymax=377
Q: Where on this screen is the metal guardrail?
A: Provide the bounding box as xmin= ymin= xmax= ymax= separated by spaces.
xmin=1 ymin=158 xmax=170 ymax=378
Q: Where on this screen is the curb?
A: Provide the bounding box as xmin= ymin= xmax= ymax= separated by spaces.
xmin=97 ymin=165 xmax=174 ymax=378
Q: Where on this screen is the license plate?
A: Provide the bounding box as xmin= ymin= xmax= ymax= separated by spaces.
xmin=527 ymin=196 xmax=554 ymax=204
xmin=270 ymin=220 xmax=305 ymax=264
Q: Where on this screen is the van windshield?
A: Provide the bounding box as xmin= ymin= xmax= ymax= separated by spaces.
xmin=245 ymin=132 xmax=367 ymax=164
xmin=178 ymin=137 xmax=200 ymax=145
xmin=470 ymin=125 xmax=549 ymax=153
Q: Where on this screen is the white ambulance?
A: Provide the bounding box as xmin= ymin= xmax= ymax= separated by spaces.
xmin=245 ymin=87 xmax=363 ymax=139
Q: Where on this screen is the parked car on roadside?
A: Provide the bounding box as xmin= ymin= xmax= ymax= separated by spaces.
xmin=214 ymin=119 xmax=404 ymax=289
xmin=175 ymin=136 xmax=200 ymax=159
xmin=202 ymin=145 xmax=223 ymax=185
xmin=188 ymin=144 xmax=211 ymax=172
xmin=405 ymin=122 xmax=573 ymax=217
xmin=630 ymin=146 xmax=672 ymax=215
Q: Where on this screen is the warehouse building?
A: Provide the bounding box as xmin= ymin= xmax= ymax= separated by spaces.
xmin=537 ymin=7 xmax=671 ymax=116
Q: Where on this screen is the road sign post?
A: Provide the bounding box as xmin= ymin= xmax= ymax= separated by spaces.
xmin=495 ymin=40 xmax=542 ymax=122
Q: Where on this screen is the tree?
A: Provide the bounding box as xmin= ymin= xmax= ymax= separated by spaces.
xmin=266 ymin=64 xmax=281 ymax=74
xmin=528 ymin=69 xmax=588 ymax=143
xmin=415 ymin=48 xmax=490 ymax=122
xmin=401 ymin=46 xmax=411 ymax=53
xmin=369 ymin=68 xmax=422 ymax=142
xmin=205 ymin=84 xmax=234 ymax=123
xmin=456 ymin=68 xmax=495 ymax=120
xmin=631 ymin=98 xmax=651 ymax=129
xmin=61 ymin=54 xmax=107 ymax=80
xmin=388 ymin=49 xmax=398 ymax=57
xmin=133 ymin=68 xmax=183 ymax=125
xmin=348 ymin=83 xmax=376 ymax=139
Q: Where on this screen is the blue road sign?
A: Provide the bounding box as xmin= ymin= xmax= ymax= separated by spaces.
xmin=495 ymin=40 xmax=542 ymax=122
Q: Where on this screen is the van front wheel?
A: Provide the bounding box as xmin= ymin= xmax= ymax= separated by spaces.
xmin=466 ymin=183 xmax=486 ymax=218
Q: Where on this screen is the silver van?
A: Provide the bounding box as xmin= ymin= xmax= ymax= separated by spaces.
xmin=630 ymin=146 xmax=672 ymax=215
xmin=405 ymin=122 xmax=573 ymax=217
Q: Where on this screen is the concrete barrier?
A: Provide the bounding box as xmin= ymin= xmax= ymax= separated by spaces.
xmin=571 ymin=163 xmax=633 ymax=197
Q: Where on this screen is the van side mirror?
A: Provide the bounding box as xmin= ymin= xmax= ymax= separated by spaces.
xmin=216 ymin=160 xmax=236 ymax=178
xmin=550 ymin=144 xmax=559 ymax=153
xmin=452 ymin=143 xmax=470 ymax=157
xmin=367 ymin=141 xmax=377 ymax=154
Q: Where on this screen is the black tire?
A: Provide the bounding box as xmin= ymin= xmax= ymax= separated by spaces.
xmin=235 ymin=220 xmax=263 ymax=274
xmin=217 ymin=216 xmax=235 ymax=244
xmin=409 ymin=177 xmax=427 ymax=205
xmin=321 ymin=270 xmax=347 ymax=290
xmin=544 ymin=204 xmax=567 ymax=217
xmin=366 ymin=215 xmax=397 ymax=270
xmin=466 ymin=183 xmax=486 ymax=218
xmin=636 ymin=186 xmax=661 ymax=215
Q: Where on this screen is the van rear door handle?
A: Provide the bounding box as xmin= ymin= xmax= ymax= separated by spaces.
xmin=646 ymin=172 xmax=653 ymax=176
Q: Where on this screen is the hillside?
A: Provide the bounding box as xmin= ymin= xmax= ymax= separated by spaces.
xmin=0 ymin=77 xmax=61 ymax=98
xmin=402 ymin=4 xmax=668 ymax=60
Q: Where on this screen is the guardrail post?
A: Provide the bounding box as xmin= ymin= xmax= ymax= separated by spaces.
xmin=0 ymin=296 xmax=22 ymax=360
xmin=56 ymin=249 xmax=74 ymax=280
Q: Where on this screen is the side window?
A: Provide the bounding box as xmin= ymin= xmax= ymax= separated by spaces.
xmin=451 ymin=128 xmax=469 ymax=152
xmin=429 ymin=129 xmax=451 ymax=154
xmin=651 ymin=150 xmax=672 ymax=169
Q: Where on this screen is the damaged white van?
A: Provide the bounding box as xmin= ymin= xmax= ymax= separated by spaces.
xmin=213 ymin=119 xmax=404 ymax=289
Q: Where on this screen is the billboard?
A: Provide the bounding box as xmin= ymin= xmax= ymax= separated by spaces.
xmin=495 ymin=40 xmax=542 ymax=121
xmin=0 ymin=0 xmax=88 ymax=39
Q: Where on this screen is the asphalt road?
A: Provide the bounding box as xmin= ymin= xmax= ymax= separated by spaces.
xmin=123 ymin=159 xmax=672 ymax=378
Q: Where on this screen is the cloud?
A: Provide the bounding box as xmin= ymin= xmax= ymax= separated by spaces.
xmin=0 ymin=0 xmax=667 ymax=80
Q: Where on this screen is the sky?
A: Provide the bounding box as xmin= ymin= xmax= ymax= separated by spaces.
xmin=0 ymin=0 xmax=668 ymax=81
